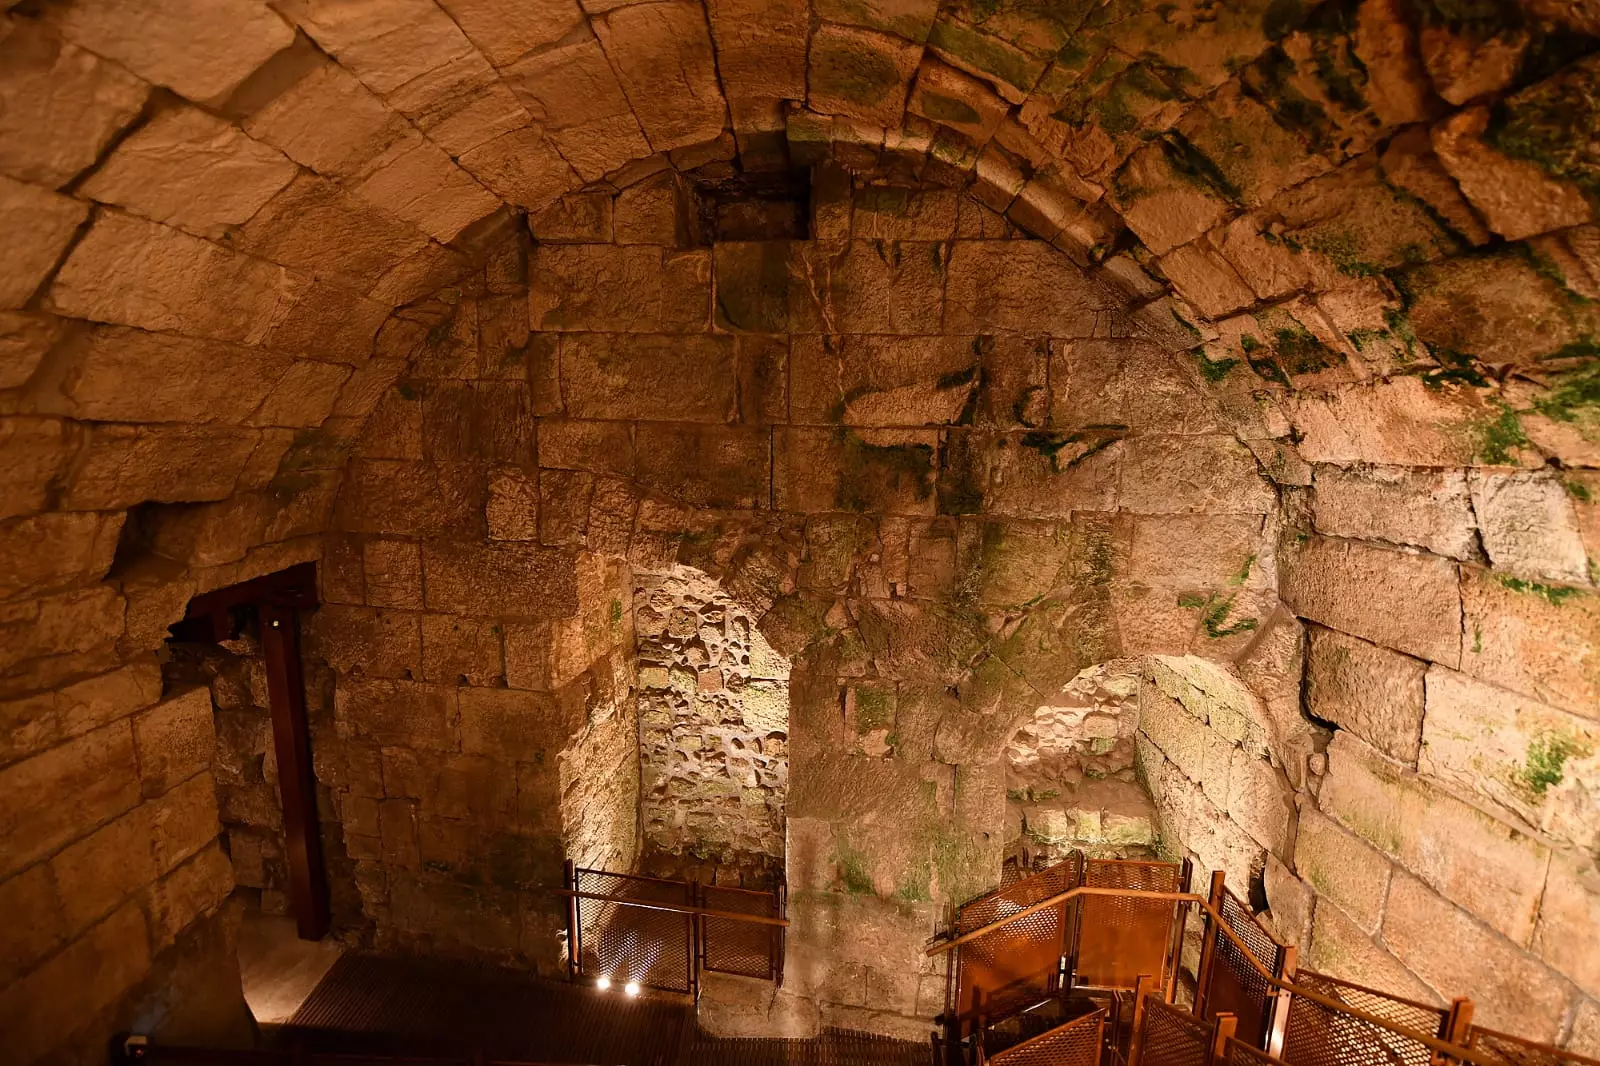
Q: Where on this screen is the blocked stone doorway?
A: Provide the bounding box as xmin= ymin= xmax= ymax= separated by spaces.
xmin=1003 ymin=660 xmax=1157 ymax=864
xmin=632 ymin=566 xmax=791 ymax=889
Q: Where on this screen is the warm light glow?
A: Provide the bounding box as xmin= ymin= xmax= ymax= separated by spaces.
xmin=624 ymin=981 xmax=641 ymax=997
xmin=596 ymin=977 xmax=611 ymax=991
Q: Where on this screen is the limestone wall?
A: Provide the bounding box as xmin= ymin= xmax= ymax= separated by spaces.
xmin=634 ymin=565 xmax=790 ymax=882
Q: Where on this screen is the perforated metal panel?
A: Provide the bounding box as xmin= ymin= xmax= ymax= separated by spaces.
xmin=699 ymin=882 xmax=781 ymax=981
xmin=953 ymin=858 xmax=1081 ymax=1031
xmin=1074 ymin=860 xmax=1186 ymax=992
xmin=574 ymin=868 xmax=695 ymax=995
xmin=1226 ymin=1036 xmax=1287 ymax=1066
xmin=989 ymin=1008 xmax=1107 ymax=1066
xmin=1201 ymin=888 xmax=1286 ymax=1047
xmin=1282 ymin=971 xmax=1445 ymax=1066
xmin=1135 ymin=1000 xmax=1214 ymax=1066
xmin=1466 ymin=1027 xmax=1600 ymax=1066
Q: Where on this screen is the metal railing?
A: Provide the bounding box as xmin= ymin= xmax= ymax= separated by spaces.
xmin=559 ymin=862 xmax=787 ymax=999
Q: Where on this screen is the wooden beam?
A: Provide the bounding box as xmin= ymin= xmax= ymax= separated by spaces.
xmin=260 ymin=602 xmax=329 ymax=941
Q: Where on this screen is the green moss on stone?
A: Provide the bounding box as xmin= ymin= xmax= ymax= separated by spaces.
xmin=1177 ymin=590 xmax=1259 ymax=639
xmin=1531 ymin=356 xmax=1600 ymax=424
xmin=1484 ymin=65 xmax=1600 ymax=206
xmin=1274 ymin=325 xmax=1342 ymax=374
xmin=1470 ymin=401 xmax=1531 ymax=465
xmin=813 ymin=37 xmax=906 ymax=108
xmin=920 ymin=92 xmax=984 ymax=125
xmin=1196 ymin=354 xmax=1240 ymax=382
xmin=1518 ymin=731 xmax=1592 ymax=797
xmin=1497 ymin=575 xmax=1585 ymax=606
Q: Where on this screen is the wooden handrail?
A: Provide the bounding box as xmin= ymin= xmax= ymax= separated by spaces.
xmin=555 ymin=888 xmax=791 ymax=927
xmin=926 ymin=884 xmax=1512 ymax=1066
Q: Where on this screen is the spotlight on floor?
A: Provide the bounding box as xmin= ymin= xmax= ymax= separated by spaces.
xmin=624 ymin=981 xmax=641 ymax=997
xmin=596 ymin=977 xmax=611 ymax=991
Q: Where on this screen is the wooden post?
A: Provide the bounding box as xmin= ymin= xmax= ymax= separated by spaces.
xmin=1267 ymin=945 xmax=1297 ymax=1058
xmin=1193 ymin=870 xmax=1226 ymax=1019
xmin=1211 ymin=1014 xmax=1238 ymax=1066
xmin=259 ymin=604 xmax=329 ymax=941
xmin=564 ymin=860 xmax=579 ymax=980
xmin=1438 ymin=997 xmax=1475 ymax=1066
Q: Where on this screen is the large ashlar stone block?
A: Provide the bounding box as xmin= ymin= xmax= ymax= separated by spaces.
xmin=334 ymin=460 xmax=487 ymax=538
xmin=789 ymin=334 xmax=977 ymax=426
xmin=503 ymin=35 xmax=651 ymax=181
xmin=51 ymin=212 xmax=302 ymax=344
xmin=303 ymin=605 xmax=423 ymax=680
xmin=1402 ymin=251 xmax=1600 ymax=368
xmin=788 ymin=241 xmax=946 ymax=335
xmin=0 ymin=898 xmax=151 ymax=1065
xmin=1126 ymin=513 xmax=1268 ymax=591
xmin=61 ymin=424 xmax=268 ymax=510
xmin=458 ymin=687 xmax=584 ymax=763
xmin=81 ymin=107 xmax=297 ymax=239
xmin=1311 ymin=466 xmax=1476 ymax=561
xmin=1119 ymin=436 xmax=1275 ymax=515
xmin=593 ymin=1 xmax=725 ymax=153
xmin=0 ymin=511 xmax=122 ymax=603
xmin=354 ymin=140 xmax=500 ymax=243
xmin=434 ymin=0 xmax=581 ymax=68
xmin=235 ymin=173 xmax=431 ymax=289
xmin=1110 ymin=138 xmax=1234 ymax=256
xmin=1306 ymin=894 xmax=1440 ymax=1006
xmin=1290 ymin=378 xmax=1538 ymax=468
xmin=774 ymin=426 xmax=940 ymax=515
xmin=1383 ymin=871 xmax=1570 ymax=1041
xmin=635 ymin=424 xmax=769 ymax=509
xmin=0 ymin=18 xmax=150 ymax=188
xmin=1226 ymin=748 xmax=1294 ymax=857
xmin=0 ymin=720 xmax=139 ymax=880
xmin=561 ymin=334 xmax=735 ymax=422
xmin=1320 ymin=732 xmax=1549 ymax=947
xmin=1282 ymin=536 xmax=1461 ymax=666
xmin=48 ymin=325 xmax=291 ymax=425
xmin=1532 ymin=851 xmax=1600 ymax=999
xmin=45 ymin=0 xmax=292 ymax=102
xmin=1460 ymin=566 xmax=1600 ymax=718
xmin=131 ymin=688 xmax=216 ymax=798
xmin=1306 ymin=626 xmax=1426 ymax=765
xmin=807 ymin=22 xmax=921 ymax=125
xmin=336 ymin=677 xmax=458 ymax=751
xmin=1052 ymin=338 xmax=1220 ymax=437
xmin=458 ymin=126 xmax=576 ymax=213
xmin=1433 ymin=101 xmax=1593 ymax=243
xmin=240 ymin=57 xmax=419 ymax=183
xmin=278 ymin=0 xmax=473 ymax=97
xmin=530 ymin=245 xmax=710 ymax=332
xmin=944 ymin=242 xmax=1108 ymax=335
xmin=1468 ymin=471 xmax=1591 ymax=585
xmin=420 ymin=541 xmax=579 ymax=618
xmin=1422 ymin=666 xmax=1600 ymax=852
xmin=0 ymin=175 xmax=89 ymax=309
xmin=1294 ymin=807 xmax=1392 ymax=934
xmin=0 ymin=662 xmax=161 ymax=768
xmin=704 ymin=0 xmax=807 ymax=105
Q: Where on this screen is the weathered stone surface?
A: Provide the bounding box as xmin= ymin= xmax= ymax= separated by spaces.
xmin=504 ymin=36 xmax=651 ymax=181
xmin=46 ymin=0 xmax=292 ymax=102
xmin=561 ymin=333 xmax=735 ymax=422
xmin=335 ymin=460 xmax=487 ymax=538
xmin=1306 ymin=626 xmax=1426 ymax=765
xmin=1433 ymin=105 xmax=1593 ymax=243
xmin=1296 ymin=806 xmax=1392 ymax=934
xmin=944 ymin=242 xmax=1106 ymax=335
xmin=789 ymin=241 xmax=946 ymax=334
xmin=0 ymin=18 xmax=150 ymax=188
xmin=1422 ymin=666 xmax=1600 ymax=852
xmin=774 ymin=426 xmax=940 ymax=515
xmin=1320 ymin=733 xmax=1550 ymax=946
xmin=1460 ymin=566 xmax=1600 ymax=718
xmin=459 ymin=126 xmax=576 ymax=212
xmin=51 ymin=212 xmax=301 ymax=343
xmin=636 ymin=424 xmax=769 ymax=509
xmin=1306 ymin=893 xmax=1440 ymax=1005
xmin=908 ymin=58 xmax=1007 ymax=144
xmin=236 ymin=173 xmax=430 ymax=288
xmin=593 ymin=2 xmax=725 ymax=153
xmin=1283 ymin=537 xmax=1462 ymax=666
xmin=789 ymin=334 xmax=977 ymax=426
xmin=1383 ymin=871 xmax=1570 ymax=1040
xmin=1532 ymin=851 xmax=1600 ymax=999
xmin=530 ymin=245 xmax=710 ymax=332
xmin=241 ymin=57 xmax=418 ymax=182
xmin=1119 ymin=436 xmax=1275 ymax=515
xmin=434 ymin=0 xmax=581 ymax=67
xmin=420 ymin=541 xmax=578 ymax=618
xmin=0 ymin=511 xmax=122 ymax=603
xmin=1311 ymin=466 xmax=1476 ymax=560
xmin=81 ymin=107 xmax=297 ymax=238
xmin=807 ymin=22 xmax=921 ymax=125
xmin=354 ymin=141 xmax=500 ymax=243
xmin=0 ymin=721 xmax=139 ymax=880
xmin=1291 ymin=379 xmax=1535 ymax=468
xmin=1468 ymin=471 xmax=1590 ymax=585
xmin=528 ymin=191 xmax=614 ymax=242
xmin=62 ymin=424 xmax=267 ymax=510
xmin=336 ymin=677 xmax=458 ymax=751
xmin=1 ymin=175 xmax=89 ymax=309
xmin=130 ymin=688 xmax=215 ymax=797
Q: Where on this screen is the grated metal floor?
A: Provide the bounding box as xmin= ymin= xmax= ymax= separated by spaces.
xmin=278 ymin=952 xmax=929 ymax=1066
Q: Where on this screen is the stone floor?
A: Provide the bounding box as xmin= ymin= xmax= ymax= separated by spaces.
xmin=237 ymin=912 xmax=346 ymax=1026
xmin=274 ymin=952 xmax=928 ymax=1066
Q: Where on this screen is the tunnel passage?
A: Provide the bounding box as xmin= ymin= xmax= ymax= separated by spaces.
xmin=3 ymin=0 xmax=1600 ymax=1061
